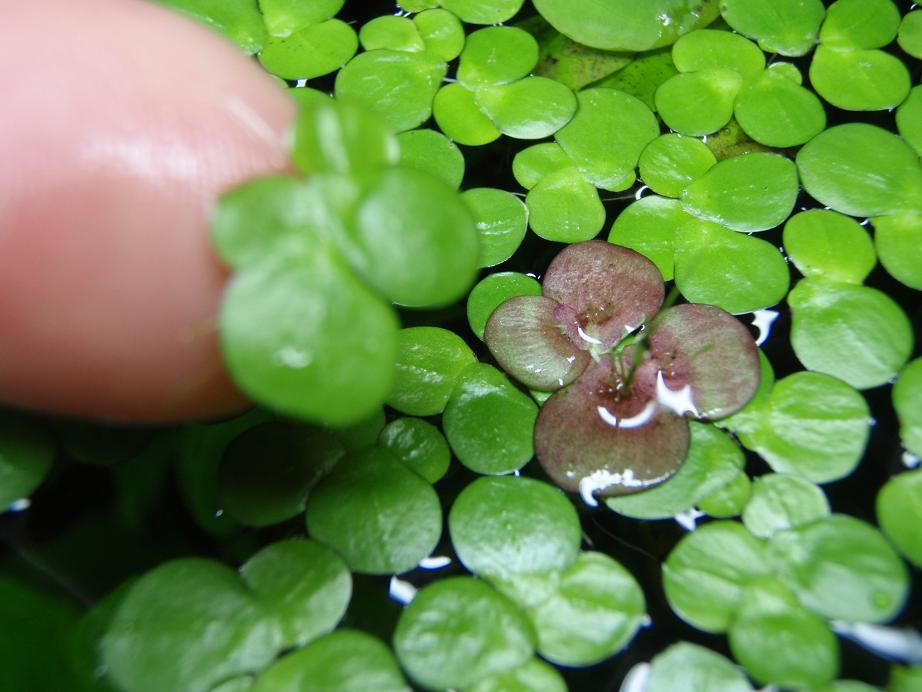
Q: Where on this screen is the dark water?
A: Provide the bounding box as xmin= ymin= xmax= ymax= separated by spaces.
xmin=2 ymin=1 xmax=921 ymax=690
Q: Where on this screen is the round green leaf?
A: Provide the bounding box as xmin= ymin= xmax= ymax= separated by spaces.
xmin=258 ymin=19 xmax=357 ymax=80
xmin=220 ymin=246 xmax=398 ymax=427
xmin=397 ymin=129 xmax=464 ymax=189
xmin=379 ymin=417 xmax=450 ymax=483
xmin=393 ymin=576 xmax=535 ymax=690
xmin=734 ymin=70 xmax=827 ymax=148
xmin=728 ymin=577 xmax=839 ymax=688
xmin=449 ymin=476 xmax=581 ymax=579
xmin=646 ymin=641 xmax=754 ymax=692
xmin=468 ymin=658 xmax=566 ymax=692
xmin=335 ymin=50 xmax=446 ymax=132
xmin=877 ymin=469 xmax=922 ymax=568
xmin=607 ymin=197 xmax=687 ymax=281
xmin=458 ymin=27 xmax=539 ymax=88
xmin=440 ymin=0 xmax=525 ymax=24
xmin=638 ymin=134 xmax=717 ymax=199
xmin=531 ymin=0 xmax=719 ymax=52
xmin=819 ymin=0 xmax=901 ymax=49
xmin=672 ymin=29 xmax=766 ymax=83
xmin=768 ymin=514 xmax=909 ymax=623
xmin=351 ymin=167 xmax=479 ymax=307
xmin=742 ymin=474 xmax=830 ymax=539
xmin=292 ymin=98 xmax=399 ymax=177
xmin=896 ymin=86 xmax=922 ymax=158
xmin=698 ymin=469 xmax=752 ymax=518
xmin=555 ymin=88 xmax=659 ymax=191
xmin=462 ymin=187 xmax=528 ymax=268
xmin=891 ymin=667 xmax=922 ymax=692
xmin=719 ymin=0 xmax=826 ymax=56
xmin=212 ymin=176 xmax=316 ymax=270
xmin=809 ymin=46 xmax=910 ymax=112
xmin=358 ymin=15 xmax=424 ymax=52
xmin=873 ymin=213 xmax=922 ymax=290
xmin=674 ymin=218 xmax=790 ymax=314
xmin=655 ymin=69 xmax=742 ymax=137
xmin=512 ymin=142 xmax=572 ymax=190
xmin=386 ymin=326 xmax=476 ymax=417
xmin=748 ymin=371 xmax=870 ymax=483
xmin=218 ymin=422 xmax=345 ymax=527
xmin=898 ymin=11 xmax=922 ymax=59
xmin=789 ymin=278 xmax=914 ymax=390
xmin=253 ymin=630 xmax=406 ymax=692
xmin=305 ymin=448 xmax=442 ymax=575
xmin=526 ymin=167 xmax=605 ymax=243
xmin=893 ymin=358 xmax=922 ymax=457
xmin=606 ymin=422 xmax=745 ymax=520
xmin=414 ymin=9 xmax=465 ymax=62
xmin=0 ymin=415 xmax=54 ymax=511
xmin=102 ymin=559 xmax=279 ymax=692
xmin=796 ymin=123 xmax=922 ymax=217
xmin=432 ymin=83 xmax=501 ymax=146
xmin=442 ymin=363 xmax=539 ymax=475
xmin=162 ymin=0 xmax=267 ymax=54
xmin=681 ymin=152 xmax=799 ymax=232
xmin=240 ymin=539 xmax=350 ymax=649
xmin=475 ymin=77 xmax=577 ymax=140
xmin=258 ymin=0 xmax=343 ymax=38
xmin=782 ymin=210 xmax=876 ymax=284
xmin=527 ymin=551 xmax=645 ymax=667
xmin=466 ymin=272 xmax=542 ymax=341
xmin=663 ymin=521 xmax=771 ymax=633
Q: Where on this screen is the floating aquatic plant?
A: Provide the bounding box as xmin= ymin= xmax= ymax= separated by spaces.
xmin=6 ymin=1 xmax=922 ymax=690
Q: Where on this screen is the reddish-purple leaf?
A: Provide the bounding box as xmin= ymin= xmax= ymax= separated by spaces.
xmin=648 ymin=304 xmax=760 ymax=420
xmin=484 ymin=296 xmax=590 ymax=391
xmin=542 ymin=240 xmax=665 ymax=348
xmin=535 ymin=354 xmax=690 ymax=501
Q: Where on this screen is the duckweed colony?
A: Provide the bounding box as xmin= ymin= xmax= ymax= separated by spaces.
xmin=2 ymin=0 xmax=922 ymax=689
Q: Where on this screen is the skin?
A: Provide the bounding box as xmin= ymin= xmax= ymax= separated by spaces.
xmin=1 ymin=0 xmax=297 ymax=422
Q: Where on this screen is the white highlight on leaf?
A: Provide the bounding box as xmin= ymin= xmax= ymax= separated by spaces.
xmin=7 ymin=498 xmax=30 ymax=513
xmin=831 ymin=621 xmax=922 ymax=663
xmin=618 ymin=663 xmax=651 ymax=692
xmin=419 ymin=555 xmax=452 ymax=570
xmin=577 ymin=325 xmax=603 ymax=345
xmin=674 ymin=508 xmax=706 ymax=532
xmin=656 ymin=371 xmax=699 ymax=417
xmin=388 ymin=576 xmax=417 ymax=605
xmin=579 ymin=468 xmax=649 ymax=507
xmin=903 ymin=451 xmax=921 ymax=469
xmin=596 ymin=402 xmax=658 ymax=429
